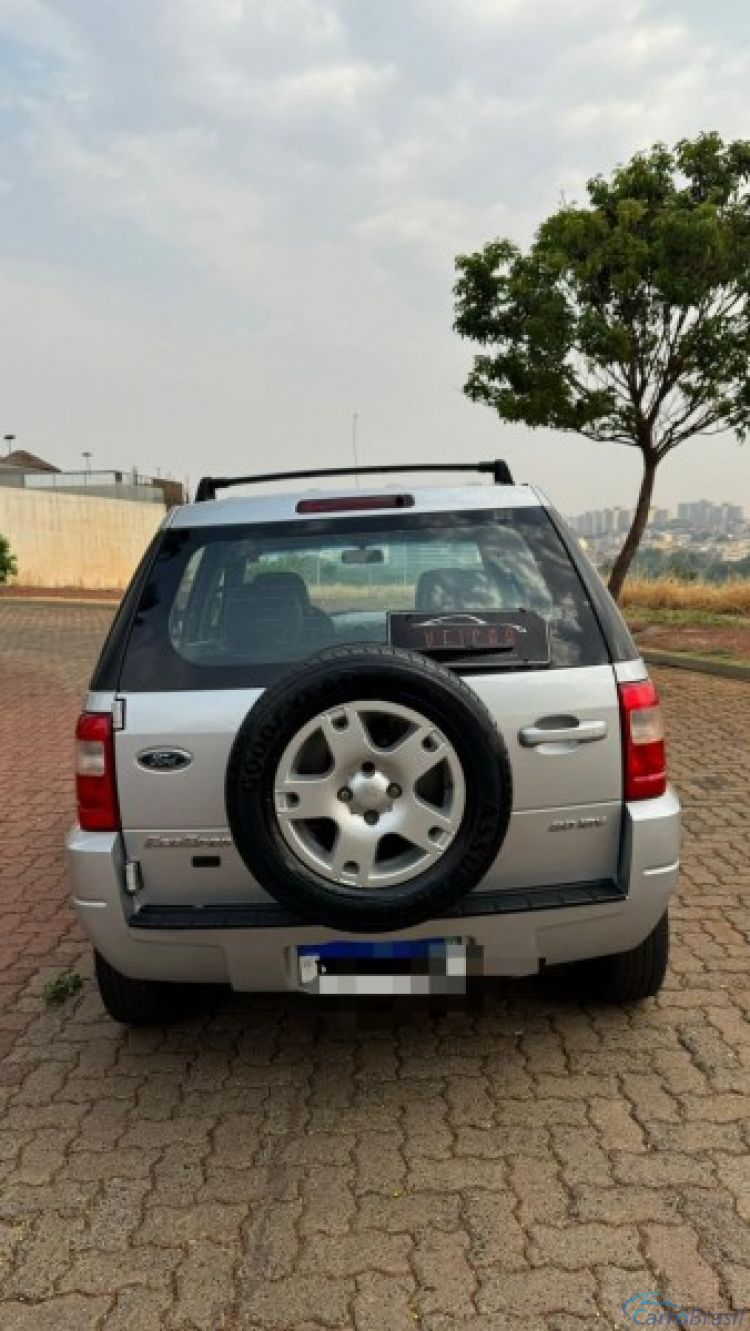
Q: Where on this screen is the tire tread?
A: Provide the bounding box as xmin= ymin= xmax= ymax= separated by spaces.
xmin=94 ymin=951 xmax=205 ymax=1026
xmin=579 ymin=911 xmax=669 ymax=1003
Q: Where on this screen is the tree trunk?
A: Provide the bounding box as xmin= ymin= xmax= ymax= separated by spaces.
xmin=607 ymin=454 xmax=658 ymax=601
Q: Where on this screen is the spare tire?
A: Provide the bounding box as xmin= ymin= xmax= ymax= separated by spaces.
xmin=226 ymin=645 xmax=512 ymax=932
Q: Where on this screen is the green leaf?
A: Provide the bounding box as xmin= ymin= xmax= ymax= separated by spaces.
xmin=454 ymin=132 xmax=750 ymax=593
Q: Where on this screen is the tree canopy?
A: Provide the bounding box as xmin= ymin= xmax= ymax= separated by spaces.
xmin=454 ymin=132 xmax=750 ymax=596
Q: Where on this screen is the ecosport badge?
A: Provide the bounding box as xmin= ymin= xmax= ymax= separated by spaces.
xmin=144 ymin=835 xmax=232 ymax=849
xmin=549 ymin=816 xmax=607 ymax=832
xmin=137 ymin=748 xmax=193 ymax=772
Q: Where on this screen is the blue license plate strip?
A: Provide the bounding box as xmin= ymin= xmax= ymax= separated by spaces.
xmin=298 ymin=938 xmax=456 ymax=961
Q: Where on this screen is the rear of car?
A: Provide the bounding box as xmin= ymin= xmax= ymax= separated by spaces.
xmin=68 ymin=470 xmax=680 ymax=1021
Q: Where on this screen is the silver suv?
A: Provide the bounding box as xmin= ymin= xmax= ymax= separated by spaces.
xmin=68 ymin=461 xmax=680 ymax=1024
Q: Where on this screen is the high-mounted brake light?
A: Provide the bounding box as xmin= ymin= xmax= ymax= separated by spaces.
xmin=296 ymin=494 xmax=415 ymax=514
xmin=618 ymin=679 xmax=667 ymax=801
xmin=76 ymin=712 xmax=120 ymax=832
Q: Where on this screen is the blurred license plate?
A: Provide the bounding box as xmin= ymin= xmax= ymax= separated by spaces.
xmin=297 ymin=937 xmax=472 ymax=994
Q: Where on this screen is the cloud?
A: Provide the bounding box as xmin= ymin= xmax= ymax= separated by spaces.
xmin=271 ymin=60 xmax=396 ymax=111
xmin=30 ymin=117 xmax=270 ymax=284
xmin=1 ymin=0 xmax=749 ymax=510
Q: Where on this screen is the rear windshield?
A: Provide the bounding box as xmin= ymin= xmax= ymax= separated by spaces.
xmin=119 ymin=509 xmax=609 ymax=690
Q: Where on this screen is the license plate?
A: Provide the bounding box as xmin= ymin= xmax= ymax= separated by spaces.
xmin=296 ymin=937 xmax=472 ymax=994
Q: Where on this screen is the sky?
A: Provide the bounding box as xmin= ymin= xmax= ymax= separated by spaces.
xmin=1 ymin=0 xmax=749 ymax=515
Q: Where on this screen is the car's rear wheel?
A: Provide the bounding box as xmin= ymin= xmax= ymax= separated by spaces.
xmin=226 ymin=645 xmax=513 ymax=932
xmin=574 ymin=911 xmax=669 ymax=1003
xmin=94 ymin=951 xmax=207 ymax=1026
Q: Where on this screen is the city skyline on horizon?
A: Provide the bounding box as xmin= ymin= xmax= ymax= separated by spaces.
xmin=568 ymin=498 xmax=745 ymax=520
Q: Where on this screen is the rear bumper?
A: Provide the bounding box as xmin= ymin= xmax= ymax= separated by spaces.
xmin=68 ymin=786 xmax=680 ymax=990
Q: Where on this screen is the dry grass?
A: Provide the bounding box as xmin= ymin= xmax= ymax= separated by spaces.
xmin=316 ymin=576 xmax=750 ymax=619
xmin=621 ymin=577 xmax=750 ymax=616
xmin=316 ymin=577 xmax=750 ymax=620
xmin=317 ymin=584 xmax=414 ymax=610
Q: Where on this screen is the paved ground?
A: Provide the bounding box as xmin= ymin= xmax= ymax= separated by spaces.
xmin=0 ymin=600 xmax=748 ymax=1331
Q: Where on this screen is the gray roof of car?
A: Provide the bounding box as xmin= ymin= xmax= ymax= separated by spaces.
xmin=167 ymin=482 xmax=545 ymax=528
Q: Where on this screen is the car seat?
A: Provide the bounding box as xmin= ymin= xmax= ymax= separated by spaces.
xmin=415 ymin=568 xmax=507 ymax=613
xmin=225 ymin=571 xmax=334 ymax=656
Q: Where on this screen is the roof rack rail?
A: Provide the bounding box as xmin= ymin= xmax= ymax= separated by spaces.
xmin=194 ymin=459 xmax=513 ymax=503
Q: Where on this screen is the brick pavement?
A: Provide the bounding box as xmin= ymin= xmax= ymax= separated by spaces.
xmin=0 ymin=600 xmax=748 ymax=1329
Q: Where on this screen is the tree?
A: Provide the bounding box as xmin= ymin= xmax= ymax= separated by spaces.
xmin=454 ymin=133 xmax=750 ymax=598
xmin=0 ymin=534 xmax=17 ymax=584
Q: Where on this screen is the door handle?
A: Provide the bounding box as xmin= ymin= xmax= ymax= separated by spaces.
xmin=519 ymin=719 xmax=607 ymax=747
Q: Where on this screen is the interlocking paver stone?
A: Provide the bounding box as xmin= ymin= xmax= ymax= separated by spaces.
xmin=1 ymin=599 xmax=749 ymax=1327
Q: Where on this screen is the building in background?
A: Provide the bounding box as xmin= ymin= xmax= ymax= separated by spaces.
xmin=567 ymin=499 xmax=749 ymax=574
xmin=0 ymin=450 xmax=185 ymax=590
xmin=571 ymin=506 xmax=635 ymax=537
xmin=569 ymin=501 xmax=745 ymax=539
xmin=675 ymin=500 xmax=744 ymax=531
xmin=0 ymin=451 xmax=185 ymax=508
xmin=1 ymin=449 xmax=60 ymax=474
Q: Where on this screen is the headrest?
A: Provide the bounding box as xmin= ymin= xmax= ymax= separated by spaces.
xmin=225 ymin=573 xmax=305 ymax=649
xmin=245 ymin=570 xmax=311 ymax=607
xmin=415 ymin=568 xmax=504 ymax=612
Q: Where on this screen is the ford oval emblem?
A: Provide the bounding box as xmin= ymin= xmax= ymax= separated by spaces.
xmin=137 ymin=748 xmax=193 ymax=772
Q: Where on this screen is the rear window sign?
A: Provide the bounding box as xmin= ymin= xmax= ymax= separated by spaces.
xmin=388 ymin=609 xmax=550 ymax=666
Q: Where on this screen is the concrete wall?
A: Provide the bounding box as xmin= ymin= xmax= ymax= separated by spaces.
xmin=0 ymin=487 xmax=165 ymax=590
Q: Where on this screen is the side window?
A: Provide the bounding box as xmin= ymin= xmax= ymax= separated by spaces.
xmin=169 ymin=548 xmax=204 ymax=648
xmin=475 ymin=527 xmax=553 ymax=615
xmin=522 ymin=515 xmax=606 ymax=668
xmin=170 ymin=546 xmax=229 ymax=652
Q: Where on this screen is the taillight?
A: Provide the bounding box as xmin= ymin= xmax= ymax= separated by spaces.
xmin=76 ymin=712 xmax=120 ymax=831
xmin=618 ymin=679 xmax=667 ymax=801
